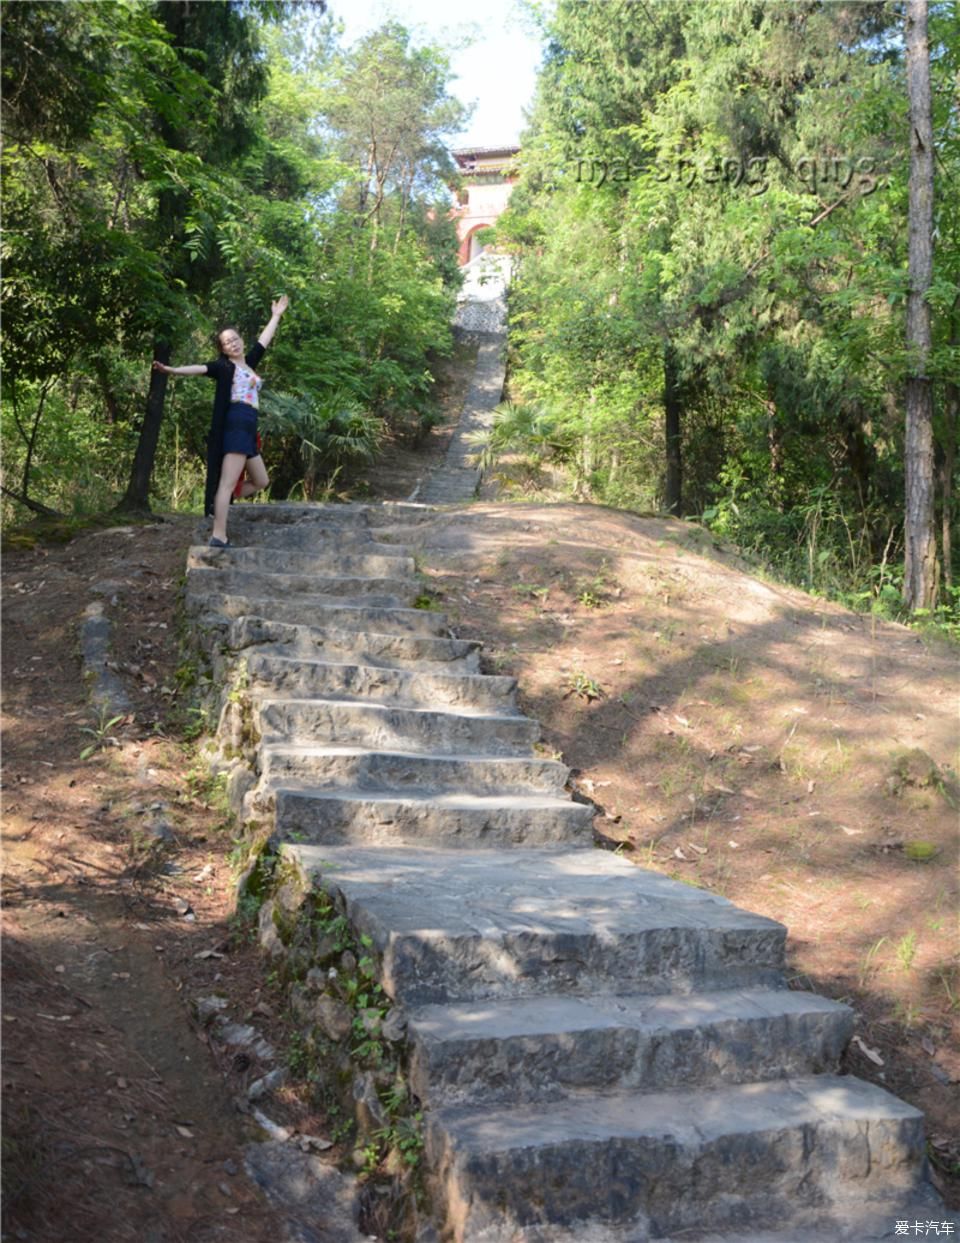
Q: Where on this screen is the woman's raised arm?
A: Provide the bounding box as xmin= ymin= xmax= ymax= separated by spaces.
xmin=153 ymin=361 xmax=208 ymax=376
xmin=257 ymin=294 xmax=289 ymax=349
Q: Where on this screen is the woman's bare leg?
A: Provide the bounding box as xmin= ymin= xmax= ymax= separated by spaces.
xmin=212 ymin=452 xmax=248 ymax=542
xmin=238 ymin=455 xmax=269 ymax=498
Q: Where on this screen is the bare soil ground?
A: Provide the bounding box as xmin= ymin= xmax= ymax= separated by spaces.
xmin=3 ymin=416 xmax=958 ymax=1237
xmin=2 ymin=518 xmax=312 ymax=1242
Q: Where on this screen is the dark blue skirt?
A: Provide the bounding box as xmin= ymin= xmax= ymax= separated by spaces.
xmin=222 ymin=402 xmax=259 ymax=458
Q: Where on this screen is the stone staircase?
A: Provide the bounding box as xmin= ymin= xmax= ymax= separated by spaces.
xmin=418 ymin=335 xmax=506 ymax=506
xmin=186 ymin=502 xmax=943 ymax=1242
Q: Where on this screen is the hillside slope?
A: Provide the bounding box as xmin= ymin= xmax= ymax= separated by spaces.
xmin=401 ymin=501 xmax=959 ymax=1204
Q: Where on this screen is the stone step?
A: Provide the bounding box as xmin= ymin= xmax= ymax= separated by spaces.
xmin=287 ymin=846 xmax=786 ymax=1006
xmin=420 ymin=469 xmax=481 ymax=505
xmin=226 ymin=499 xmax=434 ymax=528
xmin=666 ymin=1197 xmax=947 ymax=1243
xmin=256 ymin=699 xmax=539 ymax=756
xmin=423 ymin=1075 xmax=927 ymax=1243
xmin=222 ymin=501 xmax=436 ymax=533
xmin=188 ymin=545 xmax=415 ymax=577
xmin=407 ymin=987 xmax=853 ymax=1109
xmin=223 ymin=501 xmax=374 ymax=526
xmin=244 ymin=653 xmax=518 ymax=712
xmin=224 ymin=617 xmax=482 ymax=672
xmin=185 ymin=565 xmax=413 ymax=601
xmin=364 ymin=503 xmax=438 ymax=527
xmin=268 ymin=787 xmax=593 ymax=848
xmin=258 ymin=744 xmax=568 ymax=796
xmin=184 ymin=592 xmax=448 ymax=636
xmin=228 ymin=526 xmax=400 ymax=553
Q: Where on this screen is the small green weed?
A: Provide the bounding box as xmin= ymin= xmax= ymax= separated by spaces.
xmin=287 ymin=1031 xmax=310 ymax=1077
xmin=937 ymin=970 xmax=960 ymax=1012
xmin=179 ymin=703 xmax=213 ymax=742
xmin=174 ymin=658 xmax=199 ymax=692
xmin=574 ymin=558 xmax=618 ymax=608
xmin=514 ymin=582 xmax=551 ymax=606
xmin=857 ymin=936 xmax=887 ymax=987
xmin=370 ymin=1113 xmax=424 ymax=1172
xmin=565 ymin=671 xmax=604 ymax=701
xmin=79 ymin=707 xmax=125 ymax=760
xmin=892 ymin=999 xmax=923 ymax=1028
xmin=226 ymin=660 xmax=250 ymax=703
xmin=229 ymin=888 xmax=263 ymax=944
xmin=187 ymin=767 xmax=230 ymax=814
xmin=895 ymin=930 xmax=918 ymax=972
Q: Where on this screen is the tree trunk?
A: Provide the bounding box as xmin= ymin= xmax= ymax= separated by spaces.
xmin=117 ymin=340 xmax=170 ymax=512
xmin=941 ymin=379 xmax=958 ymax=590
xmin=664 ymin=343 xmax=683 ymax=516
xmin=118 ymin=4 xmax=192 ymax=511
xmin=12 ymin=376 xmax=55 ymax=504
xmin=903 ymin=0 xmax=938 ymax=609
xmin=94 ymin=358 xmax=121 ymax=424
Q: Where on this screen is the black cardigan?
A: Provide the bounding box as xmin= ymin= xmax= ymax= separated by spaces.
xmin=202 ymin=341 xmax=266 ymax=517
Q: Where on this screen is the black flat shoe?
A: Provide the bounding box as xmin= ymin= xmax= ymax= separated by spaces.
xmin=208 ymin=537 xmax=230 ymax=548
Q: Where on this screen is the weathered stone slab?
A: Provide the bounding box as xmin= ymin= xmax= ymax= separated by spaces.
xmin=287 ymin=846 xmax=786 ymax=1005
xmin=225 ymin=618 xmax=482 ymax=671
xmin=188 ymin=544 xmax=415 ymax=577
xmin=419 ymin=467 xmax=481 ymax=506
xmin=185 ymin=591 xmax=448 ymax=635
xmin=186 ymin=565 xmax=413 ymax=600
xmin=425 ymin=1075 xmax=927 ymax=1242
xmin=257 ymin=699 xmax=540 ymax=756
xmin=270 ymin=787 xmax=593 ymax=848
xmin=420 ymin=336 xmax=505 ymax=509
xmin=244 ymin=653 xmax=519 ymax=712
xmin=408 ymin=987 xmax=853 ymax=1107
xmin=259 ymin=745 xmax=569 ymax=796
xmin=79 ymin=601 xmax=134 ymax=714
xmin=433 ymin=1183 xmax=948 ymax=1243
xmin=243 ymin=1139 xmax=366 ymax=1243
xmin=226 ymin=525 xmax=388 ymax=551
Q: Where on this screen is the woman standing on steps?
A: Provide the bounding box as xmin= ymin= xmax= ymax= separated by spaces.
xmin=153 ymin=294 xmax=289 ymax=547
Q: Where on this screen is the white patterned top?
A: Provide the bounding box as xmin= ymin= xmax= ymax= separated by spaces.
xmin=230 ymin=363 xmax=263 ymax=409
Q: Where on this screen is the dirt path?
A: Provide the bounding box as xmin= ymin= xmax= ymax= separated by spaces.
xmin=2 ymin=520 xmax=303 ymax=1241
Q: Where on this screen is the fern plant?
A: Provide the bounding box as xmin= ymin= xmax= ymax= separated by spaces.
xmin=258 ymin=389 xmax=385 ymax=497
xmin=466 ymin=401 xmax=576 ymax=472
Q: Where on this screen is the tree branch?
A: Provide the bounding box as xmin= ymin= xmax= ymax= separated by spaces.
xmin=20 ymin=377 xmax=54 ymax=500
xmin=1 ymin=483 xmax=62 ymax=517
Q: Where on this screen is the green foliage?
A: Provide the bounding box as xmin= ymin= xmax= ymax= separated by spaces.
xmin=0 ymin=7 xmax=463 ymax=524
xmin=495 ymin=0 xmax=959 ymax=623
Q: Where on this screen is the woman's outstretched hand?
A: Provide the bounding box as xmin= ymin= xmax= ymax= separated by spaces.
xmin=152 ymin=360 xmax=171 ymax=373
xmin=271 ymin=294 xmax=289 ymax=318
